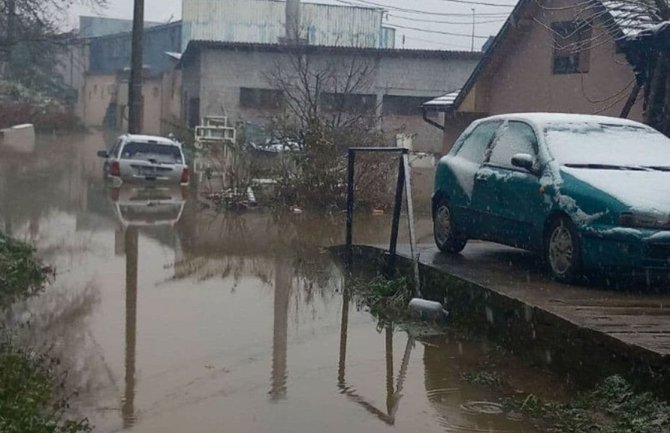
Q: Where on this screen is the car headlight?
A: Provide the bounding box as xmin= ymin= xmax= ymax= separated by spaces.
xmin=619 ymin=212 xmax=670 ymax=229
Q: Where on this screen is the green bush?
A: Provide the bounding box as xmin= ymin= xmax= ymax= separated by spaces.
xmin=0 ymin=338 xmax=91 ymax=433
xmin=0 ymin=233 xmax=49 ymax=309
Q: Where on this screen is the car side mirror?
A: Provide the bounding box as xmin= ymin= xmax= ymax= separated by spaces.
xmin=511 ymin=153 xmax=535 ymax=172
xmin=97 ymin=150 xmax=109 ymax=158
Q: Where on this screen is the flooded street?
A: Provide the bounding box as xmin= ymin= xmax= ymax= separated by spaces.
xmin=0 ymin=133 xmax=566 ymax=433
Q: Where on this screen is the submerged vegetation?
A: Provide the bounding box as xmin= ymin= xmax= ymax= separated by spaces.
xmin=502 ymin=375 xmax=670 ymax=433
xmin=351 ymin=275 xmax=413 ymax=320
xmin=0 ymin=232 xmax=91 ymax=433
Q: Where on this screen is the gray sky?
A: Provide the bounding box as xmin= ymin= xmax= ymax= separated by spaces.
xmin=68 ymin=0 xmax=517 ymax=50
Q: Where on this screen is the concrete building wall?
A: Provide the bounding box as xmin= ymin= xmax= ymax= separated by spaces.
xmin=187 ymin=46 xmax=479 ymax=153
xmin=80 ymin=73 xmax=165 ymax=135
xmin=181 ymin=0 xmax=391 ymax=50
xmin=80 ymin=73 xmax=117 ymax=129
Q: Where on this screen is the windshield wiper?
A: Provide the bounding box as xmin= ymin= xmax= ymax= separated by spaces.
xmin=564 ymin=164 xmax=650 ymax=171
xmin=642 ymin=166 xmax=670 ymax=172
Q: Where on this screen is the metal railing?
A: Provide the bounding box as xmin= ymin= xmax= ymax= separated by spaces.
xmin=345 ymin=147 xmax=421 ymax=296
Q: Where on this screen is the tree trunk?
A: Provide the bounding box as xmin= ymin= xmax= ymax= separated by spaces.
xmin=644 ymin=53 xmax=668 ymax=132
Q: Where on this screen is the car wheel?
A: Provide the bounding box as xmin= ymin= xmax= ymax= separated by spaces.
xmin=434 ymin=199 xmax=467 ymax=254
xmin=545 ymin=216 xmax=581 ymax=283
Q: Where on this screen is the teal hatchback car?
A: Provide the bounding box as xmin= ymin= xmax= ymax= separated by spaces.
xmin=433 ymin=113 xmax=670 ymax=282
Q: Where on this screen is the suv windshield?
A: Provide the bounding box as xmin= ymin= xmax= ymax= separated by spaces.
xmin=121 ymin=142 xmax=183 ymax=164
xmin=544 ymin=123 xmax=670 ymax=169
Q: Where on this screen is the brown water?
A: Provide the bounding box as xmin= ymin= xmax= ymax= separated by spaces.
xmin=0 ymin=133 xmax=565 ymax=433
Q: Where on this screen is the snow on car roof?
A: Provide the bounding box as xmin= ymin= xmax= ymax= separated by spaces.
xmin=481 ymin=113 xmax=649 ymax=129
xmin=124 ymin=134 xmax=180 ymax=146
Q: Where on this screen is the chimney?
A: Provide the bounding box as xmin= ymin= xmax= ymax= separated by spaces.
xmin=285 ymin=0 xmax=301 ymax=43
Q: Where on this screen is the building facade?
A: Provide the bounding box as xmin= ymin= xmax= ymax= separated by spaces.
xmin=180 ymin=41 xmax=480 ymax=154
xmin=422 ymin=0 xmax=648 ymax=153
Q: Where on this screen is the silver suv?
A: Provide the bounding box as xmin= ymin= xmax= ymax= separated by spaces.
xmin=98 ymin=134 xmax=189 ymax=185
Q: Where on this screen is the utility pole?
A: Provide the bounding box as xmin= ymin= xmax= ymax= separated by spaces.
xmin=128 ymin=0 xmax=145 ymax=134
xmin=471 ymin=8 xmax=476 ymax=52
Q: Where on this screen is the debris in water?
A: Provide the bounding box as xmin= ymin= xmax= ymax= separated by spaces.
xmin=408 ymin=298 xmax=448 ymax=322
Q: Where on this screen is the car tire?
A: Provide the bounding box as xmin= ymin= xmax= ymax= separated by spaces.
xmin=545 ymin=216 xmax=581 ymax=283
xmin=434 ymin=199 xmax=467 ymax=254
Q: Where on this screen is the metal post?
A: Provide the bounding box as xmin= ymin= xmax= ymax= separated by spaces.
xmin=387 ymin=154 xmax=405 ymax=276
xmin=128 ymin=0 xmax=145 ymax=134
xmin=402 ymin=153 xmax=421 ymax=298
xmin=345 ymin=149 xmax=356 ymax=272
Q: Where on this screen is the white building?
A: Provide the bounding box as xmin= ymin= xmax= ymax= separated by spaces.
xmin=181 ymin=0 xmax=395 ymax=50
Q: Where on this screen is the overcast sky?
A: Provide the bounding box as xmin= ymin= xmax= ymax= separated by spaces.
xmin=68 ymin=0 xmax=518 ymax=50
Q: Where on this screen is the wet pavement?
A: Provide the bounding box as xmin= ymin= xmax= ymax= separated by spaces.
xmin=0 ymin=133 xmax=570 ymax=433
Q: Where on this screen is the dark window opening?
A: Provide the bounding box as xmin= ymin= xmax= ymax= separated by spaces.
xmin=240 ymin=88 xmax=284 ymax=109
xmin=552 ymin=21 xmax=592 ymax=74
xmin=321 ymin=93 xmax=376 ymax=113
xmin=382 ymin=95 xmax=433 ymax=116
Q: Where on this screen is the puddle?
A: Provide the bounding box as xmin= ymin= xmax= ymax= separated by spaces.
xmin=0 ymin=133 xmax=568 ymax=433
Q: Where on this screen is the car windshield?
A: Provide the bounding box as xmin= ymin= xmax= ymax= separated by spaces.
xmin=121 ymin=142 xmax=183 ymax=164
xmin=544 ymin=123 xmax=670 ymax=169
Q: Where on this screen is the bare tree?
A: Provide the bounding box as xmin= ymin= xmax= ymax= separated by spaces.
xmin=0 ymin=0 xmax=106 ymax=97
xmin=266 ymin=46 xmax=398 ymax=211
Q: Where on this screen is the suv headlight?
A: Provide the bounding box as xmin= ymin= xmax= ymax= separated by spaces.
xmin=619 ymin=212 xmax=670 ymax=229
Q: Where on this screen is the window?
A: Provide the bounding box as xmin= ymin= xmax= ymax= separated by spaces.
xmin=120 ymin=142 xmax=183 ymax=164
xmin=455 ymin=121 xmax=501 ymax=163
xmin=487 ymin=121 xmax=538 ymax=168
xmin=382 ymin=95 xmax=433 ymax=116
xmin=239 ymin=88 xmax=284 ymax=109
xmin=321 ymin=93 xmax=376 ymax=113
xmin=552 ymin=21 xmax=592 ymax=74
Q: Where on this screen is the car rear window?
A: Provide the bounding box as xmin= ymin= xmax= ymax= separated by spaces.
xmin=121 ymin=142 xmax=183 ymax=164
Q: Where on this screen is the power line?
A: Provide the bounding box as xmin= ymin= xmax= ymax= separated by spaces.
xmin=432 ymin=0 xmax=515 ymax=7
xmin=333 ymin=0 xmax=511 ymax=17
xmin=388 ymin=23 xmax=493 ymax=39
xmin=388 ymin=13 xmax=507 ymax=25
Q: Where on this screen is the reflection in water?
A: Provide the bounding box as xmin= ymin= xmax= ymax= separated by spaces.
xmin=122 ymin=228 xmax=139 ymax=429
xmin=270 ymin=257 xmax=291 ymax=401
xmin=338 ymin=279 xmax=414 ymax=426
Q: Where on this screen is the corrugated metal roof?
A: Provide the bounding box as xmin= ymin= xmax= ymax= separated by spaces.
xmin=600 ymin=0 xmax=658 ymax=37
xmin=182 ymin=40 xmax=482 ymax=62
xmin=423 ymin=90 xmax=461 ymax=109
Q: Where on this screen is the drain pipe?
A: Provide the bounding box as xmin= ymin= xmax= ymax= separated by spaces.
xmin=422 ymin=107 xmax=444 ymax=131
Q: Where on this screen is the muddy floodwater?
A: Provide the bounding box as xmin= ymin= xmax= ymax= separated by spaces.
xmin=1 ymin=134 xmax=568 ymax=433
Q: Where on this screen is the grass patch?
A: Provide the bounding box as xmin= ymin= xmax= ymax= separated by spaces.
xmin=0 ymin=232 xmax=90 ymax=433
xmin=504 ymin=375 xmax=669 ymax=433
xmin=351 ymin=275 xmax=413 ymax=320
xmin=461 ymin=371 xmax=507 ymax=389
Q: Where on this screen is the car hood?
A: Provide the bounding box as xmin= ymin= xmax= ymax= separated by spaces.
xmin=561 ymin=167 xmax=670 ymax=212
